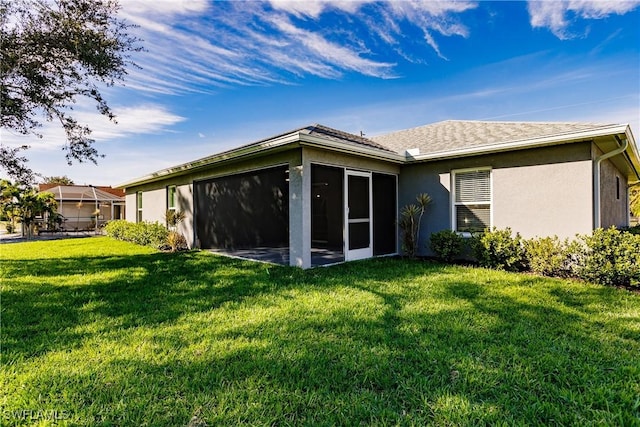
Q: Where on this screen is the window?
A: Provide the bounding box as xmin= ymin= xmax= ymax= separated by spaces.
xmin=167 ymin=186 xmax=177 ymax=211
xmin=136 ymin=192 xmax=143 ymax=223
xmin=452 ymin=168 xmax=491 ymax=233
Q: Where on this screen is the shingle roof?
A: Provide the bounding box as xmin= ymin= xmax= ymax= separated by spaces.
xmin=302 ymin=124 xmax=397 ymax=153
xmin=371 ymin=120 xmax=620 ymax=156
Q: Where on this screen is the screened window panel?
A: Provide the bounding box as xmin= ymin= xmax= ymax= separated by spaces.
xmin=455 ymin=170 xmax=491 ymax=203
xmin=456 ymin=204 xmax=490 ymax=233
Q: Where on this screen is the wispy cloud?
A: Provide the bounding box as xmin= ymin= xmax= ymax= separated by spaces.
xmin=1 ymin=104 xmax=185 ymax=151
xmin=527 ymin=0 xmax=640 ymax=39
xmin=117 ymin=1 xmax=478 ymax=94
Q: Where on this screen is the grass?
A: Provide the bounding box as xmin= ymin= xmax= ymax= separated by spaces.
xmin=1 ymin=237 xmax=639 ymax=426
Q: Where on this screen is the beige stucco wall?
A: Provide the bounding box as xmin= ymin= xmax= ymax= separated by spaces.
xmin=399 ymin=142 xmax=594 ymax=254
xmin=492 ymin=159 xmax=592 ymax=239
xmin=140 ymin=188 xmax=166 ymax=224
xmin=599 ymin=157 xmax=629 ymax=228
xmin=125 ymin=193 xmax=137 ymax=222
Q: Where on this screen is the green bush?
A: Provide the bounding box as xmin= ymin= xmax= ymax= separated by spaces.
xmin=621 ymin=224 xmax=640 ymax=235
xmin=575 ymin=227 xmax=640 ymax=287
xmin=472 ymin=227 xmax=527 ymax=272
xmin=524 ymin=236 xmax=572 ymax=277
xmin=429 ymin=230 xmax=465 ymax=263
xmin=104 ymin=220 xmax=128 ymax=240
xmin=105 ymin=220 xmax=169 ymax=249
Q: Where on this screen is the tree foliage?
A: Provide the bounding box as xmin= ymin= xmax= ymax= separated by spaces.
xmin=1 ymin=180 xmax=57 ymax=238
xmin=631 ymin=183 xmax=640 ymax=218
xmin=41 ymin=175 xmax=75 ymax=185
xmin=0 ymin=0 xmax=140 ymax=183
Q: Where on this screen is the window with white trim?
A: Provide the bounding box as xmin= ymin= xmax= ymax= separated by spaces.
xmin=453 ymin=168 xmax=491 ymax=233
xmin=136 ymin=192 xmax=143 ymax=223
xmin=167 ymin=186 xmax=177 ymax=211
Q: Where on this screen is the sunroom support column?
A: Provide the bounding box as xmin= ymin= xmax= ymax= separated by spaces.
xmin=289 ymin=159 xmax=311 ymax=268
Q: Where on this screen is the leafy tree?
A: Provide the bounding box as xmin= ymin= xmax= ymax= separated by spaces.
xmin=0 ymin=0 xmax=141 ymax=183
xmin=1 ymin=180 xmax=57 ymax=238
xmin=631 ymin=183 xmax=640 ymax=218
xmin=41 ymin=175 xmax=75 ymax=185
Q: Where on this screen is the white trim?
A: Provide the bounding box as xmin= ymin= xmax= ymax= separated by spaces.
xmin=451 ymin=167 xmax=493 ymax=233
xmin=167 ymin=185 xmax=177 ymax=211
xmin=344 ymin=170 xmax=373 ymax=261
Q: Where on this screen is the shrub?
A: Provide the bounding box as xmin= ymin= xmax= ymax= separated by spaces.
xmin=524 ymin=236 xmax=572 ymax=277
xmin=575 ymin=227 xmax=640 ymax=287
xmin=472 ymin=227 xmax=527 ymax=272
xmin=621 ymin=224 xmax=640 ymax=235
xmin=105 ymin=220 xmax=169 ymax=249
xmin=167 ymin=231 xmax=188 ymax=252
xmin=398 ymin=193 xmax=432 ymax=258
xmin=429 ymin=230 xmax=465 ymax=263
xmin=104 ymin=220 xmax=128 ymax=240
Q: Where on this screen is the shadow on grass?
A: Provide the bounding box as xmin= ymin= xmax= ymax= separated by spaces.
xmin=2 ymin=251 xmax=639 ymax=425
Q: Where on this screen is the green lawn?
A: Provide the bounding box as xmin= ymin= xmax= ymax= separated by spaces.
xmin=1 ymin=237 xmax=639 ymax=426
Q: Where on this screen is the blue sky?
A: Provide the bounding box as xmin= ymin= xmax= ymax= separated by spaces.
xmin=3 ymin=0 xmax=640 ymax=185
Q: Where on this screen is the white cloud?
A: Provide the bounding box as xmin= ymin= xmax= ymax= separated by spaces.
xmin=115 ymin=1 xmax=478 ymax=94
xmin=1 ymin=104 xmax=185 ymax=151
xmin=527 ymin=0 xmax=640 ymax=39
xmin=268 ymin=0 xmax=363 ymax=17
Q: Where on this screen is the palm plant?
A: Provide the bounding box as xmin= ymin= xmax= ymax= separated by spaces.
xmin=398 ymin=193 xmax=432 ymax=258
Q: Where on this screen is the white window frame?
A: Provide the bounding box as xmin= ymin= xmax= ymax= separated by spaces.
xmin=167 ymin=185 xmax=177 ymax=211
xmin=451 ymin=167 xmax=493 ymax=236
xmin=136 ymin=192 xmax=143 ymax=223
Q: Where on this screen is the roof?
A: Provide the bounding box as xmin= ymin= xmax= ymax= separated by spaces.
xmin=302 ymin=124 xmax=396 ymax=153
xmin=39 ymin=185 xmax=124 ymax=202
xmin=117 ymin=123 xmax=402 ymax=188
xmin=371 ymin=120 xmax=622 ymax=156
xmin=38 ymin=184 xmax=124 ymax=197
xmin=117 ymin=120 xmax=640 ymax=188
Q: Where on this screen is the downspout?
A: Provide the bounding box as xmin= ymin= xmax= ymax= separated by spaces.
xmin=593 ymin=135 xmax=628 ymax=229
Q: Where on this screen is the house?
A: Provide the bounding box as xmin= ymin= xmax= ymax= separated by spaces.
xmin=37 ymin=185 xmax=125 ymax=231
xmin=117 ymin=120 xmax=640 ymax=268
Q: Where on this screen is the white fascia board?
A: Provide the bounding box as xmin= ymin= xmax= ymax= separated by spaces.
xmin=299 ymin=134 xmax=405 ymax=163
xmin=407 ymin=124 xmax=631 ymax=163
xmin=116 ymin=133 xmax=301 ymax=188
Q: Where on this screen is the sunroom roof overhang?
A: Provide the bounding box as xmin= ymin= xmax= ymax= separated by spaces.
xmin=116 ymin=131 xmax=404 ymax=189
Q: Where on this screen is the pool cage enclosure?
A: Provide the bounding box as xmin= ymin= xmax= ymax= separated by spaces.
xmin=39 ymin=185 xmax=125 ymax=232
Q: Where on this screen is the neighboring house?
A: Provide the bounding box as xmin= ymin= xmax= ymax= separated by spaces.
xmin=117 ymin=120 xmax=640 ymax=268
xmin=37 ymin=185 xmax=125 ymax=231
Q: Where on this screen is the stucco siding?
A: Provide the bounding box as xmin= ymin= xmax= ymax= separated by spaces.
xmin=125 ymin=193 xmax=137 ymax=222
xmin=399 ymin=142 xmax=594 ymax=255
xmin=492 ymin=160 xmax=592 ymax=238
xmin=141 ymin=188 xmax=166 ymax=224
xmin=176 ymin=184 xmax=194 ymax=247
xmin=302 ymin=147 xmax=401 ymax=175
xmin=600 ymin=158 xmax=629 ymax=228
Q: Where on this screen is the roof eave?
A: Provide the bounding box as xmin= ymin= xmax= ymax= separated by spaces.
xmin=115 ymin=132 xmax=302 ymax=188
xmin=299 ymin=134 xmax=405 ymax=163
xmin=406 ymin=124 xmax=631 ymax=162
